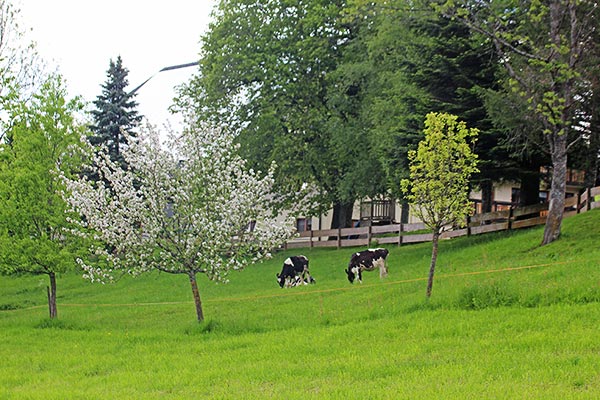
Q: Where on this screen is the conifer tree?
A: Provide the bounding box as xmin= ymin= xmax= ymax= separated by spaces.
xmin=89 ymin=56 xmax=141 ymax=169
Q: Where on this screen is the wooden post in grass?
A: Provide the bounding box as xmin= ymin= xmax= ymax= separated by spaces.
xmin=398 ymin=223 xmax=404 ymax=247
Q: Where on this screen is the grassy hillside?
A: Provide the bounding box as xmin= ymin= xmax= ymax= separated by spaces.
xmin=2 ymin=209 xmax=600 ymax=399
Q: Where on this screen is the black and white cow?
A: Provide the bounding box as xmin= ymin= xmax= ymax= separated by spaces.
xmin=345 ymin=248 xmax=389 ymax=284
xmin=276 ymin=255 xmax=315 ymax=288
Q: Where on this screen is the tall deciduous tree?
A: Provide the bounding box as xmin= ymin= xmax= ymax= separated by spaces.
xmin=439 ymin=0 xmax=599 ymax=245
xmin=178 ymin=0 xmax=385 ymax=229
xmin=0 ymin=75 xmax=87 ymax=319
xmin=1 ymin=0 xmax=45 ymax=142
xmin=62 ymin=119 xmax=292 ymax=322
xmin=89 ymin=56 xmax=141 ymax=170
xmin=402 ymin=113 xmax=478 ymax=298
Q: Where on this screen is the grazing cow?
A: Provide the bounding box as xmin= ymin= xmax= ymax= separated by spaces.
xmin=345 ymin=248 xmax=389 ymax=284
xmin=276 ymin=255 xmax=315 ymax=288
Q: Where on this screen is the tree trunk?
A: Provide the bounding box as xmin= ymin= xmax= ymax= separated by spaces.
xmin=542 ymin=133 xmax=567 ymax=245
xmin=47 ymin=272 xmax=57 ymax=319
xmin=400 ymin=201 xmax=410 ymax=224
xmin=519 ymin=165 xmax=541 ymax=207
xmin=330 ymin=201 xmax=354 ymax=229
xmin=480 ymin=179 xmax=493 ymax=214
xmin=426 ymin=231 xmax=440 ymax=298
xmin=188 ymin=272 xmax=204 ymax=322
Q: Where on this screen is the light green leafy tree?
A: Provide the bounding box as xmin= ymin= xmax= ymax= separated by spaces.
xmin=0 ymin=75 xmax=88 ymax=318
xmin=402 ymin=112 xmax=478 ymax=298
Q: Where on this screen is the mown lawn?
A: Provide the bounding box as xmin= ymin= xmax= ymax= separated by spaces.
xmin=2 ymin=210 xmax=600 ymax=399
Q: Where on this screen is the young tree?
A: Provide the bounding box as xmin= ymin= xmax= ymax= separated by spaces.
xmin=89 ymin=56 xmax=141 ymax=169
xmin=62 ymin=119 xmax=293 ymax=322
xmin=0 ymin=75 xmax=87 ymax=318
xmin=402 ymin=112 xmax=478 ymax=298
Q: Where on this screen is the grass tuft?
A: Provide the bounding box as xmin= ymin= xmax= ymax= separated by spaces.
xmin=456 ymin=281 xmax=518 ymax=310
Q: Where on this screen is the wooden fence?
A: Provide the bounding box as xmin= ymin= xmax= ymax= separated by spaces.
xmin=285 ymin=186 xmax=600 ymax=250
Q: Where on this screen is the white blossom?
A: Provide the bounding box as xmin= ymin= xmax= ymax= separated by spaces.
xmin=61 ymin=117 xmax=293 ymax=320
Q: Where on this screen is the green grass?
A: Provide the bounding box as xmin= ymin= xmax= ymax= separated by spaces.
xmin=2 ymin=210 xmax=600 ymax=398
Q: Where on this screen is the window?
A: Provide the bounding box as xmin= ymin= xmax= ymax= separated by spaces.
xmin=296 ymin=218 xmax=312 ymax=232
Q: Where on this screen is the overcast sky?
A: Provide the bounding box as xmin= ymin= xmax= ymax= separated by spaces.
xmin=19 ymin=0 xmax=217 ymax=129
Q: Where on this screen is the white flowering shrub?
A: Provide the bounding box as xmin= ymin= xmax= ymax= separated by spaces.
xmin=62 ymin=120 xmax=293 ymax=321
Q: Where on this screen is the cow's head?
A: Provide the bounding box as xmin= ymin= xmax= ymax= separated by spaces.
xmin=345 ymin=268 xmax=355 ymax=283
xmin=276 ymin=273 xmax=285 ymax=288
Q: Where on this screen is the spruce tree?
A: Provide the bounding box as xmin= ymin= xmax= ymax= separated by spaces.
xmin=89 ymin=56 xmax=142 ymax=169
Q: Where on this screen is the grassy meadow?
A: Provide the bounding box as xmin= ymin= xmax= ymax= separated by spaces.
xmin=2 ymin=209 xmax=600 ymax=399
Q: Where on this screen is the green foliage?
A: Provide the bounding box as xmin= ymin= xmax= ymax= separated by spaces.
xmin=402 ymin=112 xmax=479 ymax=232
xmin=0 ymin=75 xmax=87 ymax=273
xmin=178 ymin=0 xmax=388 ymax=223
xmin=0 ymin=74 xmax=89 ymax=316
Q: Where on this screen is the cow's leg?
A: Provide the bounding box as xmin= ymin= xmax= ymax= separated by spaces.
xmin=377 ymin=259 xmax=388 ymax=278
xmin=302 ymin=271 xmax=313 ymax=284
xmin=285 ymin=276 xmax=294 ymax=288
xmin=350 ymin=266 xmax=362 ymax=283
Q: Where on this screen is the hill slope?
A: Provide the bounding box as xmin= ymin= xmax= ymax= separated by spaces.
xmin=1 ymin=209 xmax=600 ymax=398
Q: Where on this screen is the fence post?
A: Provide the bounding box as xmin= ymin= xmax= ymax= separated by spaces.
xmin=310 ymin=230 xmax=314 ymax=248
xmin=508 ymin=206 xmax=514 ymax=230
xmin=337 ymin=228 xmax=341 ymax=249
xmin=577 ymin=192 xmax=582 ymax=214
xmin=398 ymin=223 xmax=404 ymax=247
xmin=367 ymin=225 xmax=372 ymax=246
xmin=466 ymin=215 xmax=472 ymax=236
xmin=587 ymin=188 xmax=592 ymax=211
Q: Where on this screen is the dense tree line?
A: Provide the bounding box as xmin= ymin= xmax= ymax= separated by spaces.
xmin=179 ymin=0 xmax=599 ymax=244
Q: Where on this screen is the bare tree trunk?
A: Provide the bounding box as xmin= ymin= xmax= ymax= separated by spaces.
xmin=47 ymin=272 xmax=57 ymax=319
xmin=426 ymin=231 xmax=440 ymax=298
xmin=188 ymin=272 xmax=204 ymax=322
xmin=519 ymin=164 xmax=541 ymax=207
xmin=330 ymin=201 xmax=354 ymax=229
xmin=400 ymin=201 xmax=410 ymax=224
xmin=480 ymin=179 xmax=493 ymax=214
xmin=542 ymin=133 xmax=567 ymax=245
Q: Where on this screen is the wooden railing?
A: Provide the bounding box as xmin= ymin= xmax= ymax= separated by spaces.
xmin=285 ymin=186 xmax=600 ymax=250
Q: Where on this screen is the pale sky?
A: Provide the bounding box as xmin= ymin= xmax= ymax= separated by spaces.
xmin=19 ymin=0 xmax=217 ymax=129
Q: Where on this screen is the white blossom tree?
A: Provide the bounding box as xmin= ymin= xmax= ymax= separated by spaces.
xmin=62 ymin=119 xmax=293 ymax=322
